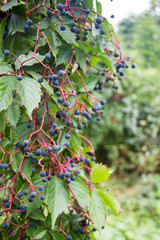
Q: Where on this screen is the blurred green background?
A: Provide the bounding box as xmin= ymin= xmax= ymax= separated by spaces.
xmin=87 ymin=1 xmax=160 ymax=239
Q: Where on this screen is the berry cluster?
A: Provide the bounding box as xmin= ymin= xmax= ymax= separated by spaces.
xmin=0 ymin=0 xmax=132 ymax=239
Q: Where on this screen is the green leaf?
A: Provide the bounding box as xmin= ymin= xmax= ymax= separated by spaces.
xmin=0 ymin=17 xmax=7 ymax=57
xmin=78 ymin=75 xmax=98 ymax=92
xmin=50 ymin=231 xmax=65 ymax=240
xmin=29 ymin=209 xmax=45 ymax=222
xmin=96 ymin=0 xmax=102 ymax=14
xmin=0 ymin=110 xmax=6 ymax=132
xmin=91 ymin=164 xmax=110 ymax=183
xmin=98 ymin=190 xmax=120 ymax=217
xmin=1 ymin=0 xmax=20 ymax=11
xmin=98 ymin=54 xmax=114 ymax=71
xmin=75 ymin=47 xmax=86 ymax=73
xmin=0 ymin=75 xmax=16 ymax=111
xmin=33 ymin=227 xmax=47 ymax=239
xmin=17 ymin=76 xmax=41 ymax=118
xmin=14 ymin=52 xmax=45 ymax=69
xmin=21 ymin=158 xmax=32 ymax=181
xmin=27 ymin=70 xmax=54 ymax=97
xmin=6 ymin=103 xmax=20 ymax=127
xmin=56 ymin=45 xmax=72 ymax=65
xmin=84 ymin=0 xmax=93 ymax=9
xmin=55 ymin=25 xmax=77 ymax=45
xmin=0 ymin=63 xmax=13 ymax=74
xmin=47 ymin=176 xmax=70 ymax=229
xmin=89 ymin=190 xmax=106 ymax=229
xmin=12 ymin=149 xmax=23 ymax=172
xmin=69 ymin=178 xmax=89 ymax=210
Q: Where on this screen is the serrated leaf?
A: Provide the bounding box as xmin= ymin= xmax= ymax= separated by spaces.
xmin=91 ymin=164 xmax=110 ymax=183
xmin=78 ymin=75 xmax=98 ymax=92
xmin=14 ymin=52 xmax=45 ymax=69
xmin=0 ymin=75 xmax=16 ymax=111
xmin=98 ymin=54 xmax=114 ymax=71
xmin=1 ymin=0 xmax=20 ymax=11
xmin=47 ymin=176 xmax=70 ymax=229
xmin=69 ymin=178 xmax=89 ymax=209
xmin=55 ymin=25 xmax=77 ymax=45
xmin=0 ymin=17 xmax=7 ymax=57
xmin=33 ymin=227 xmax=47 ymax=239
xmin=0 ymin=63 xmax=13 ymax=74
xmin=98 ymin=190 xmax=120 ymax=217
xmin=89 ymin=190 xmax=106 ymax=229
xmin=84 ymin=0 xmax=93 ymax=9
xmin=6 ymin=103 xmax=20 ymax=127
xmin=21 ymin=158 xmax=32 ymax=181
xmin=12 ymin=149 xmax=23 ymax=172
xmin=29 ymin=209 xmax=45 ymax=222
xmin=0 ymin=110 xmax=6 ymax=132
xmin=50 ymin=231 xmax=65 ymax=240
xmin=96 ymin=0 xmax=102 ymax=14
xmin=17 ymin=76 xmax=41 ymax=118
xmin=56 ymin=45 xmax=72 ymax=65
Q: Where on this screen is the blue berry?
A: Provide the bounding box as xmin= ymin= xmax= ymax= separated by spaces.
xmin=65 ymin=133 xmax=71 ymax=139
xmin=28 ymin=197 xmax=34 ymax=202
xmin=49 ymin=128 xmax=54 ymax=134
xmin=42 ymin=177 xmax=48 ymax=182
xmin=24 ymin=147 xmax=29 ymax=152
xmin=95 ymin=24 xmax=100 ymax=29
xmin=82 ymin=120 xmax=87 ymax=125
xmin=67 ymin=235 xmax=72 ymax=240
xmin=29 ymin=152 xmax=34 ymax=157
xmin=58 ymin=97 xmax=64 ymax=103
xmin=12 ymin=92 xmax=16 ymax=98
xmin=111 ymin=14 xmax=114 ymax=18
xmin=63 ymin=101 xmax=69 ymax=107
xmin=17 ymin=192 xmax=23 ymax=198
xmin=20 ymin=204 xmax=25 ymax=209
xmin=100 ymin=100 xmax=106 ymax=105
xmin=24 ymin=24 xmax=30 ymax=30
xmin=52 ymin=123 xmax=57 ymax=128
xmin=47 ymin=9 xmax=52 ymax=15
xmin=4 ymin=50 xmax=10 ymax=55
xmin=60 ymin=25 xmax=66 ymax=31
xmin=75 ymin=110 xmax=80 ymax=115
xmin=27 ymin=123 xmax=32 ymax=128
xmin=38 ymin=77 xmax=43 ymax=83
xmin=80 ymin=156 xmax=85 ymax=162
xmin=53 ymin=74 xmax=58 ymax=79
xmin=65 ymin=171 xmax=71 ymax=178
xmin=16 ymin=142 xmax=22 ymax=148
xmin=0 ymin=211 xmax=3 ymax=216
xmin=23 ymin=140 xmax=29 ymax=145
xmin=91 ymin=156 xmax=96 ymax=161
xmin=65 ymin=178 xmax=71 ymax=184
xmin=30 ymin=192 xmax=36 ymax=198
xmin=101 ymin=29 xmax=106 ymax=34
xmin=40 ymin=195 xmax=45 ymax=200
xmin=29 ymin=221 xmax=34 ymax=227
xmin=59 ymin=70 xmax=65 ymax=76
xmin=60 ymin=9 xmax=66 ymax=15
xmin=97 ymin=117 xmax=101 ymax=121
xmin=59 ymin=172 xmax=64 ymax=178
xmin=96 ymin=18 xmax=102 ymax=24
xmin=47 ymin=146 xmax=52 ymax=152
xmin=77 ymin=124 xmax=82 ymax=129
xmin=85 ymin=9 xmax=90 ymax=14
xmin=131 ymin=64 xmax=136 ymax=68
xmin=45 ymin=53 xmax=51 ymax=59
xmin=40 ymin=171 xmax=46 ymax=177
xmin=38 ymin=185 xmax=43 ymax=191
xmin=71 ymin=21 xmax=76 ymax=27
xmin=71 ymin=175 xmax=76 ymax=181
xmin=76 ymin=169 xmax=80 ymax=174
xmin=42 ymin=150 xmax=48 ymax=156
xmin=23 ymin=189 xmax=29 ymax=195
xmin=76 ymin=29 xmax=81 ymax=34
xmin=65 ymin=142 xmax=70 ymax=147
xmin=32 ymin=167 xmax=36 ymax=173
xmin=2 ymin=223 xmax=8 ymax=229
xmin=35 ymin=149 xmax=41 ymax=156
xmin=17 ymin=75 xmax=23 ymax=81
xmin=27 ymin=19 xmax=33 ymax=25
xmin=57 ymin=3 xmax=64 ymax=10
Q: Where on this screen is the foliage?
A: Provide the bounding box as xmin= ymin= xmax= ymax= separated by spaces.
xmin=0 ymin=0 xmax=133 ymax=239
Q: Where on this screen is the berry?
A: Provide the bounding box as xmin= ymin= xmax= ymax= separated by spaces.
xmin=23 ymin=189 xmax=29 ymax=195
xmin=24 ymin=147 xmax=29 ymax=152
xmin=77 ymin=124 xmax=82 ymax=129
xmin=63 ymin=101 xmax=69 ymax=107
xmin=97 ymin=116 xmax=101 ymax=121
xmin=17 ymin=192 xmax=23 ymax=198
xmin=75 ymin=110 xmax=80 ymax=115
xmin=85 ymin=9 xmax=90 ymax=14
xmin=71 ymin=21 xmax=76 ymax=27
xmin=57 ymin=3 xmax=64 ymax=10
xmin=59 ymin=70 xmax=65 ymax=76
xmin=65 ymin=133 xmax=71 ymax=139
xmin=67 ymin=235 xmax=72 ymax=240
xmin=2 ymin=223 xmax=8 ymax=229
xmin=85 ymin=159 xmax=90 ymax=164
xmin=83 ymin=30 xmax=88 ymax=35
xmin=60 ymin=9 xmax=66 ymax=15
xmin=0 ymin=211 xmax=3 ymax=216
xmin=82 ymin=120 xmax=87 ymax=125
xmin=47 ymin=146 xmax=52 ymax=152
xmin=20 ymin=204 xmax=25 ymax=209
xmin=40 ymin=171 xmax=46 ymax=177
xmin=23 ymin=140 xmax=29 ymax=145
xmin=35 ymin=149 xmax=41 ymax=156
xmin=131 ymin=63 xmax=136 ymax=68
xmin=4 ymin=50 xmax=10 ymax=55
xmin=58 ymin=97 xmax=64 ymax=103
xmin=16 ymin=142 xmax=22 ymax=148
xmin=38 ymin=77 xmax=43 ymax=83
xmin=59 ymin=172 xmax=64 ymax=178
xmin=45 ymin=53 xmax=51 ymax=59
xmin=60 ymin=25 xmax=66 ymax=31
xmin=80 ymin=156 xmax=85 ymax=162
xmin=29 ymin=152 xmax=34 ymax=157
xmin=76 ymin=29 xmax=81 ymax=34
xmin=42 ymin=150 xmax=48 ymax=156
xmin=91 ymin=156 xmax=96 ymax=161
xmin=65 ymin=142 xmax=70 ymax=147
xmin=49 ymin=128 xmax=54 ymax=134
xmin=27 ymin=123 xmax=32 ymax=128
xmin=86 ymin=114 xmax=92 ymax=120
xmin=30 ymin=192 xmax=36 ymax=198
xmin=65 ymin=171 xmax=71 ymax=178
xmin=32 ymin=167 xmax=36 ymax=173
xmin=96 ymin=18 xmax=102 ymax=24
xmin=42 ymin=177 xmax=48 ymax=182
xmin=65 ymin=178 xmax=71 ymax=184
xmin=52 ymin=123 xmax=57 ymax=128
xmin=24 ymin=24 xmax=30 ymax=30
xmin=29 ymin=222 xmax=34 ymax=227
xmin=71 ymin=175 xmax=76 ymax=181
xmin=28 ymin=197 xmax=34 ymax=202
xmin=82 ymin=37 xmax=87 ymax=41
xmin=53 ymin=74 xmax=58 ymax=79
xmin=53 ymin=145 xmax=59 ymax=151
xmin=17 ymin=75 xmax=23 ymax=81
xmin=40 ymin=195 xmax=45 ymax=200
xmin=12 ymin=92 xmax=16 ymax=98
xmin=47 ymin=9 xmax=52 ymax=15
xmin=111 ymin=14 xmax=115 ymax=18
xmin=120 ymin=71 xmax=124 ymax=76
xmin=101 ymin=29 xmax=106 ymax=34
xmin=101 ymin=100 xmax=106 ymax=105
xmin=95 ymin=24 xmax=100 ymax=29
xmin=27 ymin=19 xmax=33 ymax=25
xmin=76 ymin=169 xmax=80 ymax=174
xmin=92 ymin=227 xmax=96 ymax=231
xmin=38 ymin=185 xmax=43 ymax=191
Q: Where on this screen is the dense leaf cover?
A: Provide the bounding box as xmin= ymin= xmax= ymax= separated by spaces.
xmin=0 ymin=0 xmax=134 ymax=239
